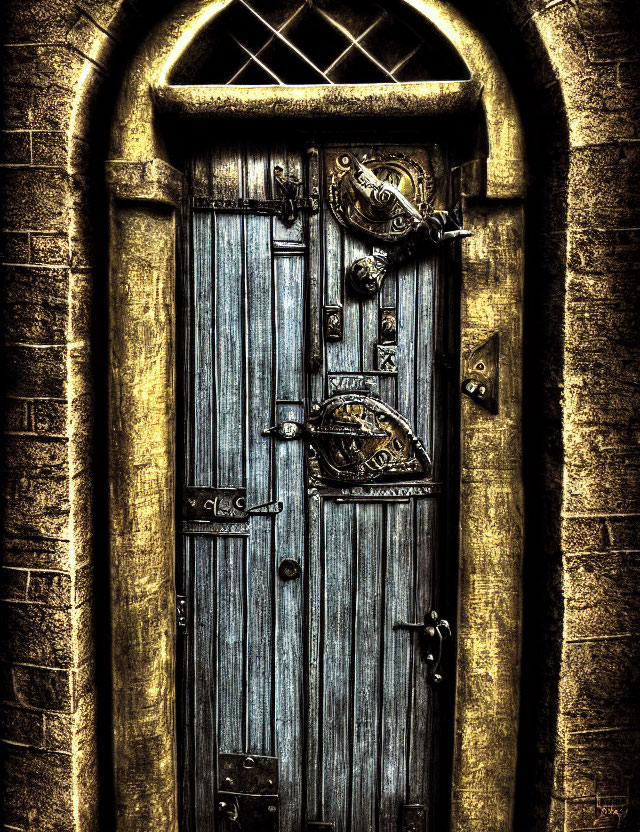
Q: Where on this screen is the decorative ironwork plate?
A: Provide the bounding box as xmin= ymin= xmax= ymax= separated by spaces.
xmin=307 ymin=393 xmax=430 ymax=484
xmin=328 ymin=151 xmax=435 ymax=242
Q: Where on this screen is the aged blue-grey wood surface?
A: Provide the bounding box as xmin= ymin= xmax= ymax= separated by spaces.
xmin=180 ymin=139 xmax=447 ymax=832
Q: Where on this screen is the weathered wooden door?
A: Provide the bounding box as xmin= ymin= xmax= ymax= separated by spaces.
xmin=178 ymin=131 xmax=457 ymax=832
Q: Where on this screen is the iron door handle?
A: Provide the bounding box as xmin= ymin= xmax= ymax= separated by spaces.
xmin=394 ymin=610 xmax=451 ymax=684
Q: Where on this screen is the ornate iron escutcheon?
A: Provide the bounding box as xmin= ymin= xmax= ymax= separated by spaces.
xmin=218 ymin=753 xmax=279 ymax=830
xmin=328 ymin=151 xmax=435 ymax=243
xmin=329 ymin=150 xmax=470 ymax=297
xmin=307 ymin=394 xmax=430 ymax=484
xmin=461 ymin=332 xmax=500 ymax=414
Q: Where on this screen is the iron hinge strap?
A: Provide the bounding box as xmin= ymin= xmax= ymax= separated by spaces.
xmin=192 ymin=195 xmax=319 ymax=214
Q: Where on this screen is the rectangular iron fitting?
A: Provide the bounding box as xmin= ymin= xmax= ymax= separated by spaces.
xmin=401 ymin=805 xmax=427 ymax=832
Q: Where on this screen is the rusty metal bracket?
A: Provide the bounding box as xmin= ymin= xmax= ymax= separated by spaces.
xmin=184 ymin=487 xmax=282 ymax=522
xmin=461 ymin=332 xmax=499 ymax=414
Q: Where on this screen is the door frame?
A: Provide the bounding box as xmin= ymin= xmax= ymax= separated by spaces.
xmin=106 ymin=2 xmax=525 ymax=831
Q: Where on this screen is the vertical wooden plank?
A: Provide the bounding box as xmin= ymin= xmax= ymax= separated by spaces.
xmin=274 ymin=403 xmax=305 ymax=832
xmin=245 ymin=144 xmax=269 ymax=200
xmin=342 ymin=233 xmax=372 ymax=372
xmin=321 ymin=502 xmax=354 ymax=832
xmin=179 ymin=536 xmax=194 ymax=832
xmin=327 ymin=229 xmax=364 ymax=373
xmin=217 ymin=536 xmax=246 ymax=754
xmin=305 ymin=492 xmax=323 ymax=819
xmin=415 ymin=256 xmax=435 ymax=459
xmin=210 ymin=144 xmax=242 ymax=199
xmin=397 ymin=261 xmax=417 ymax=424
xmin=193 ymin=212 xmax=214 ymax=486
xmin=245 ymin=212 xmax=274 ymax=754
xmin=379 ymin=504 xmax=413 ymax=832
xmin=191 ymin=150 xmax=211 ymax=198
xmin=323 ymin=205 xmax=342 ymax=308
xmin=408 ymin=500 xmax=436 ymax=807
xmin=307 ymin=146 xmax=323 ymax=380
xmin=275 ymin=256 xmax=304 ymax=402
xmin=350 ymin=503 xmax=383 ymax=832
xmin=194 ymin=537 xmax=216 ymax=831
xmin=214 ymin=213 xmax=244 ymax=486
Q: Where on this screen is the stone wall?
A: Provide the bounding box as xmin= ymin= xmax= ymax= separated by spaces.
xmin=1 ymin=0 xmax=638 ymax=830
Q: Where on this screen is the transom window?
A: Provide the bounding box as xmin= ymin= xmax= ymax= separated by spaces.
xmin=170 ymin=0 xmax=471 ymax=85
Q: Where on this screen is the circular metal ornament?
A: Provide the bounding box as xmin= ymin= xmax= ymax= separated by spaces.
xmin=278 ymin=559 xmax=302 ymax=581
xmin=307 ymin=393 xmax=431 ymax=483
xmin=329 ymin=152 xmax=435 ymax=243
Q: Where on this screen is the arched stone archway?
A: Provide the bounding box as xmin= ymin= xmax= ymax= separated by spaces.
xmin=2 ymin=1 xmax=638 ymax=831
xmin=106 ymin=3 xmax=525 ymax=830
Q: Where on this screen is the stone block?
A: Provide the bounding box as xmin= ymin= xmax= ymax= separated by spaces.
xmin=4 ymin=398 xmax=68 ymax=437
xmin=0 ymin=568 xmax=28 ymax=602
xmin=1 ymin=45 xmax=84 ymax=132
xmin=564 ymin=352 xmax=638 ymax=428
xmin=43 ymin=713 xmax=73 ymax=753
xmin=67 ymin=13 xmax=116 ymax=72
xmin=618 ymin=60 xmax=640 ymax=87
xmin=0 ymin=231 xmax=29 ymax=264
xmin=568 ymin=228 xmax=640 ymax=274
xmin=562 ymin=638 xmax=640 ymax=732
xmin=565 ymin=293 xmax=640 ymax=353
xmin=563 ymin=442 xmax=640 ymax=513
xmin=3 ymin=265 xmax=69 ymax=344
xmin=574 ymin=0 xmax=638 ymax=33
xmin=69 ymin=269 xmax=92 ymax=342
xmin=0 ymin=704 xmax=44 ymax=748
xmin=0 ymin=602 xmax=73 ymax=668
xmin=0 ymin=743 xmax=74 ymax=831
xmin=31 ymin=131 xmax=69 ymax=167
xmin=74 ymin=562 xmax=93 ymax=608
xmin=565 ymin=552 xmax=640 ymax=639
xmin=2 ymin=534 xmax=70 ymax=572
xmin=11 ymin=664 xmax=72 ymax=713
xmin=28 ymin=571 xmax=72 ymax=608
xmin=561 ymin=516 xmax=608 ymax=554
xmin=605 ymin=515 xmax=640 ymax=550
xmin=30 ymin=232 xmax=70 ymax=266
xmin=0 ymin=0 xmax=80 ymax=44
xmin=566 ymin=728 xmax=640 ymax=799
xmin=568 ymin=144 xmax=640 ymax=228
xmin=0 ymin=167 xmax=70 ymax=232
xmin=4 ymin=345 xmax=66 ymax=398
xmin=585 ymin=29 xmax=637 ymax=62
xmin=0 ymin=130 xmax=30 ymax=165
xmin=3 ymin=471 xmax=70 ymax=539
xmin=3 ymin=436 xmax=68 ymax=476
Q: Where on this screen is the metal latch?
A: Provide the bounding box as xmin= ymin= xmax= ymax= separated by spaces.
xmin=394 ymin=610 xmax=452 ymax=684
xmin=218 ymin=753 xmax=278 ymax=830
xmin=183 ymin=487 xmax=282 ymax=522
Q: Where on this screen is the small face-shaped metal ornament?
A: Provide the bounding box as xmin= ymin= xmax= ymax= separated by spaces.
xmin=347 ymin=252 xmax=389 ymax=297
xmin=307 ymin=393 xmax=430 ymax=484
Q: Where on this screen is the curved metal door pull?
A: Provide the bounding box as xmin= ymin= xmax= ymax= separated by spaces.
xmin=394 ymin=610 xmax=451 ymax=684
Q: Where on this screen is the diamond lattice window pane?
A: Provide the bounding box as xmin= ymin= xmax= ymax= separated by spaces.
xmin=170 ymin=0 xmax=471 ymax=85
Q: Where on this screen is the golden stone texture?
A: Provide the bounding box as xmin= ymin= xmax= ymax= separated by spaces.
xmin=1 ymin=0 xmax=638 ymax=830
